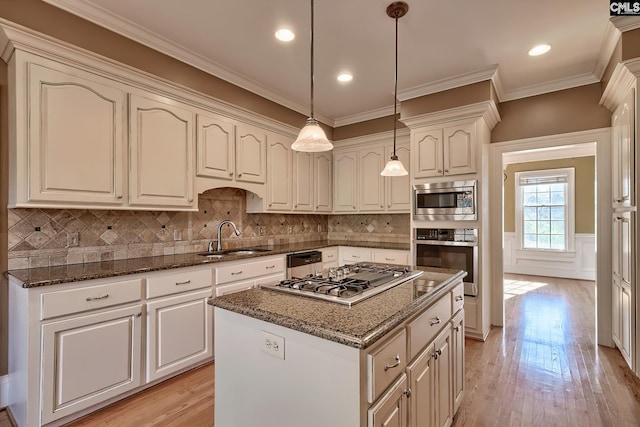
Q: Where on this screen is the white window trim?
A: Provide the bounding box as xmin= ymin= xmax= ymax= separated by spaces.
xmin=514 ymin=167 xmax=575 ymax=253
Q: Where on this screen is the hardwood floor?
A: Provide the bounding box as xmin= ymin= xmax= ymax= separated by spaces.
xmin=453 ymin=274 xmax=640 ymax=427
xmin=1 ymin=274 xmax=639 ymax=426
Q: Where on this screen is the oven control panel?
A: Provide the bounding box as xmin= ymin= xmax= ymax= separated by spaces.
xmin=415 ymin=228 xmax=477 ymax=243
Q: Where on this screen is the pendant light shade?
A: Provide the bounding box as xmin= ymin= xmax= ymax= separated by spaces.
xmin=381 ymin=1 xmax=408 ymax=176
xmin=292 ymin=0 xmax=333 ymax=152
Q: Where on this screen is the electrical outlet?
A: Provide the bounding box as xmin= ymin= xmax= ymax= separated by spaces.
xmin=67 ymin=232 xmax=79 ymax=248
xmin=288 ymin=225 xmax=293 ymax=234
xmin=173 ymin=229 xmax=182 ymax=241
xmin=261 ymin=331 xmax=285 ymax=360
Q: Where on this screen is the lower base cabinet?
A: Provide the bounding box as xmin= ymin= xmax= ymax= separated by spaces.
xmin=368 ymin=374 xmax=409 ymax=427
xmin=41 ymin=305 xmax=143 ymax=425
xmin=451 ymin=310 xmax=465 ymax=413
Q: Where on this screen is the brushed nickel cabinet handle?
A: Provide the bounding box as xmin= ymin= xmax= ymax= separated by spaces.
xmin=265 ymin=265 xmax=275 ymax=269
xmin=231 ymin=271 xmax=243 ymax=275
xmin=229 ymin=171 xmax=234 ymax=176
xmin=385 ymin=257 xmax=394 ymax=261
xmin=175 ymin=280 xmax=192 ymax=286
xmin=438 ymin=169 xmax=442 ymax=173
xmin=429 ymin=316 xmax=441 ymax=326
xmin=455 ymin=295 xmax=464 ymax=301
xmin=86 ymin=294 xmax=109 ymax=302
xmin=384 ymin=355 xmax=401 ymax=371
xmin=444 ymin=169 xmax=449 ymax=172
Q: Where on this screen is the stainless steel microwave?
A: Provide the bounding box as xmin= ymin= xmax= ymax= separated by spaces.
xmin=413 ymin=180 xmax=477 ymax=221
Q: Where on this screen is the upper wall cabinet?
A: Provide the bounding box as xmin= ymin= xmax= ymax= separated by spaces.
xmin=128 ymin=93 xmax=195 ymax=209
xmin=314 ymin=152 xmax=333 ymax=212
xmin=291 ymin=151 xmax=333 ymax=213
xmin=9 ymin=52 xmax=126 ymax=208
xmin=385 ymin=144 xmax=411 ymax=211
xmin=413 ymin=121 xmax=476 ymax=179
xmin=265 ymin=133 xmax=293 ymax=211
xmin=334 ymin=150 xmax=359 ymax=213
xmin=611 ymin=89 xmax=635 ymax=209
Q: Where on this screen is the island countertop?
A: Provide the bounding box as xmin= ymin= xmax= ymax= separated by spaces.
xmin=212 ymin=266 xmax=466 ymax=350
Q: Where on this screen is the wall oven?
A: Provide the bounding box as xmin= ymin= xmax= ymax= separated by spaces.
xmin=414 ymin=228 xmax=478 ymax=296
xmin=413 ymin=180 xmax=477 ymax=221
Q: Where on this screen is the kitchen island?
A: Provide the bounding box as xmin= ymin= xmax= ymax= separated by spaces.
xmin=213 ymin=266 xmax=466 ymax=427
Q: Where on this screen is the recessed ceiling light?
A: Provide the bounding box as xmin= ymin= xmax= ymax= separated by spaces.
xmin=275 ymin=28 xmax=295 ymax=42
xmin=337 ymin=73 xmax=353 ymax=83
xmin=528 ymin=44 xmax=551 ymax=56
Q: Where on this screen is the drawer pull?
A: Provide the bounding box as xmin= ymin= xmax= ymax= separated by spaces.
xmin=265 ymin=265 xmax=275 ymax=269
xmin=86 ymin=294 xmax=109 ymax=302
xmin=352 ymin=255 xmax=360 ymax=259
xmin=455 ymin=295 xmax=464 ymax=301
xmin=175 ymin=280 xmax=192 ymax=286
xmin=429 ymin=316 xmax=441 ymax=326
xmin=385 ymin=258 xmax=394 ymax=261
xmin=384 ymin=355 xmax=401 ymax=371
xmin=231 ymin=271 xmax=243 ymax=275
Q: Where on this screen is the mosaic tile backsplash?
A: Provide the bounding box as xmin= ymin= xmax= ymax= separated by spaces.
xmin=7 ymin=188 xmax=410 ymax=270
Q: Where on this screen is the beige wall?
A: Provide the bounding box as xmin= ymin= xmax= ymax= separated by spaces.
xmin=622 ymin=28 xmax=640 ymax=61
xmin=333 ymin=114 xmax=402 ymax=141
xmin=0 ymin=51 xmax=7 ymax=375
xmin=400 ymin=81 xmax=493 ymax=119
xmin=503 ymin=157 xmax=595 ymax=234
xmin=491 ymin=84 xmax=611 ymax=143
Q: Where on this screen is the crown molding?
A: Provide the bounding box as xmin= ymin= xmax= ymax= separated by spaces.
xmin=334 ymin=104 xmax=396 ymax=127
xmin=41 ymin=0 xmax=334 ymax=126
xmin=593 ymin=21 xmax=622 ymax=82
xmin=611 ymin=16 xmax=640 ymax=33
xmin=600 ymin=57 xmax=640 ymax=110
xmin=333 ymin=128 xmax=410 ymax=149
xmin=397 ymin=64 xmax=499 ymax=102
xmin=502 ymin=142 xmax=596 ymax=166
xmin=499 ymin=72 xmax=600 ymax=102
xmin=401 ymin=100 xmax=500 ymax=130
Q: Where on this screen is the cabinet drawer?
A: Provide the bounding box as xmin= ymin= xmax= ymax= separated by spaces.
xmin=321 ymin=247 xmax=339 ymax=263
xmin=216 ymin=257 xmax=285 ymax=285
xmin=41 ymin=279 xmax=142 ymax=320
xmin=373 ymin=249 xmax=409 ymax=265
xmin=341 ymin=247 xmax=372 ymax=264
xmin=216 ymin=279 xmax=254 ymax=296
xmin=452 ymin=283 xmax=464 ymax=313
xmin=407 ymin=294 xmax=452 ymax=360
xmin=367 ymin=329 xmax=407 ymax=403
xmin=146 ymin=268 xmax=212 ymax=299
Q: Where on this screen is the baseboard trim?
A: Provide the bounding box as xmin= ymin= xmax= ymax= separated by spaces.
xmin=0 ymin=375 xmax=8 ymax=409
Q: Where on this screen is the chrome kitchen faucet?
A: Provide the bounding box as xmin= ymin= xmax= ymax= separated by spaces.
xmin=209 ymin=220 xmax=241 ymax=252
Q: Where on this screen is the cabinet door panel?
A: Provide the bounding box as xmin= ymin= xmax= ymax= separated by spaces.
xmin=621 ymin=284 xmax=632 ymax=365
xmin=443 ymin=124 xmax=476 ymax=175
xmin=146 ymin=289 xmax=212 ymax=382
xmin=41 ymin=305 xmax=142 ymax=424
xmin=27 ymin=62 xmax=124 ymax=205
xmin=452 ymin=310 xmax=464 ymax=413
xmin=612 ymin=276 xmax=621 ymax=347
xmin=360 ymin=148 xmax=385 ymax=211
xmin=314 ymin=152 xmax=333 ymax=212
xmin=334 ymin=151 xmax=358 ymax=212
xmin=385 ymin=144 xmax=410 ymax=211
xmin=368 ymin=374 xmax=408 ymax=427
xmin=293 ymin=151 xmax=314 ymax=211
xmin=434 ymin=328 xmax=453 ymax=427
xmin=413 ymin=129 xmax=442 ymax=178
xmin=196 ymin=113 xmax=235 ymax=179
xmin=407 ymin=344 xmax=435 ymax=427
xmin=266 ymin=135 xmax=293 ymax=210
xmin=236 ymin=125 xmax=266 ymax=184
xmin=129 ymin=94 xmax=194 ymax=208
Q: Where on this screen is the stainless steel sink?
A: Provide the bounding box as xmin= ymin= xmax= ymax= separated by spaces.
xmin=198 ymin=248 xmax=272 ymax=257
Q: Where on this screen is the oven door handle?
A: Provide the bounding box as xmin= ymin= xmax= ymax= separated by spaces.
xmin=414 ymin=240 xmax=477 ymax=247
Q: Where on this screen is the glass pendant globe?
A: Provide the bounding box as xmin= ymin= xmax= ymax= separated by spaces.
xmin=380 ymin=158 xmax=408 ymax=176
xmin=291 ymin=118 xmax=334 ymax=152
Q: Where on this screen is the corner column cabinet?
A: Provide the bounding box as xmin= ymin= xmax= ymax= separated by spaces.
xmin=128 ymin=93 xmax=195 ymax=209
xmin=612 ymin=212 xmax=634 ymax=366
xmin=412 ymin=120 xmax=476 ymax=179
xmin=611 ymin=90 xmax=635 ymax=208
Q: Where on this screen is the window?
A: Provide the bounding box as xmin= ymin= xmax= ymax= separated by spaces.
xmin=515 ymin=168 xmax=575 ymax=252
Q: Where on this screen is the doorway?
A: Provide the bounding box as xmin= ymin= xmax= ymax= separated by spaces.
xmin=488 ymin=128 xmax=613 ymax=347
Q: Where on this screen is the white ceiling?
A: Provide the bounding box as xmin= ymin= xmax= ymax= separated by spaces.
xmin=44 ymin=0 xmax=616 ymax=127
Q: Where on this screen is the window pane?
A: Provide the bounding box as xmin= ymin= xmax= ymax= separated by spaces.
xmin=524 ymin=193 xmax=537 ymax=205
xmin=550 ymin=207 xmax=564 ymax=220
xmin=551 ymin=221 xmax=564 ymax=234
xmin=550 ymin=183 xmax=564 ymax=192
xmin=537 ymin=192 xmax=550 ymax=205
xmin=524 ymin=207 xmax=537 ymax=220
xmin=550 ymin=191 xmax=564 ymax=205
xmin=537 ymin=184 xmax=550 ymax=192
xmin=537 ymin=221 xmax=550 ymax=234
xmin=522 ymin=185 xmax=536 ymax=193
xmin=524 ymin=221 xmax=537 ymax=233
xmin=524 ymin=234 xmax=537 ymax=248
xmin=537 ymin=207 xmax=550 ymax=220
xmin=537 ymin=234 xmax=550 ymax=248
xmin=550 ymin=235 xmax=565 ymax=250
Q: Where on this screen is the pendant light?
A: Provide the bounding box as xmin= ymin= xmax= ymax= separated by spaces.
xmin=291 ymin=0 xmax=333 ymax=152
xmin=380 ymin=1 xmax=409 ymax=176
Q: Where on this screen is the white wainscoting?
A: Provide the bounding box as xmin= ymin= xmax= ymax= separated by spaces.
xmin=503 ymin=232 xmax=596 ymax=280
xmin=0 ymin=375 xmax=8 ymax=408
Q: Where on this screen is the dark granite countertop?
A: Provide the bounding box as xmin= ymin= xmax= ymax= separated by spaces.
xmin=6 ymin=240 xmax=410 ymax=288
xmin=212 ymin=267 xmax=466 ymax=350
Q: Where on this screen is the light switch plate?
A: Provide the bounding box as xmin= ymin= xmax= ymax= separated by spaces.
xmin=261 ymin=331 xmax=285 ymax=360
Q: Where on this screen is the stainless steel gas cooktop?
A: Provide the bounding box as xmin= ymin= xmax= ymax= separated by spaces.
xmin=263 ymin=263 xmax=423 ymax=306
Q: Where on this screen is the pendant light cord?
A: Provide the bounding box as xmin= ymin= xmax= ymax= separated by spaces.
xmin=310 ymin=0 xmax=315 ymax=120
xmin=392 ymin=10 xmax=399 ymax=159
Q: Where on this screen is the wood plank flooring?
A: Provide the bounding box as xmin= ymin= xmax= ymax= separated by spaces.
xmin=1 ymin=274 xmax=639 ymax=426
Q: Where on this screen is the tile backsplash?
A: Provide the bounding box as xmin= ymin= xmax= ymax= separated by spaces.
xmin=7 ymin=188 xmax=410 ymax=270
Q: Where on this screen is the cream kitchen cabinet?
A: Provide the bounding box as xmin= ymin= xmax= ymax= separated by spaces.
xmin=612 ymin=212 xmax=633 ymax=367
xmin=359 ymin=147 xmax=386 ymax=212
xmin=385 ymin=144 xmax=411 ymax=211
xmin=341 ymin=246 xmax=373 ymax=264
xmin=320 ymin=246 xmax=339 ymax=275
xmin=215 ymin=255 xmax=286 ymax=295
xmin=373 ymin=249 xmax=410 ymax=265
xmin=451 ymin=309 xmax=465 ymax=413
xmin=145 ymin=269 xmax=213 ymax=383
xmin=293 ymin=151 xmax=333 ymax=212
xmin=9 ymin=51 xmax=126 ymax=209
xmin=128 ymin=93 xmax=195 ymax=209
xmin=412 ymin=121 xmax=476 ymax=179
xmin=265 ymin=133 xmax=294 ymax=211
xmin=368 ymin=374 xmax=409 ymax=427
xmin=611 ymin=90 xmax=635 ymax=208
xmin=334 ymin=150 xmax=359 ymax=212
